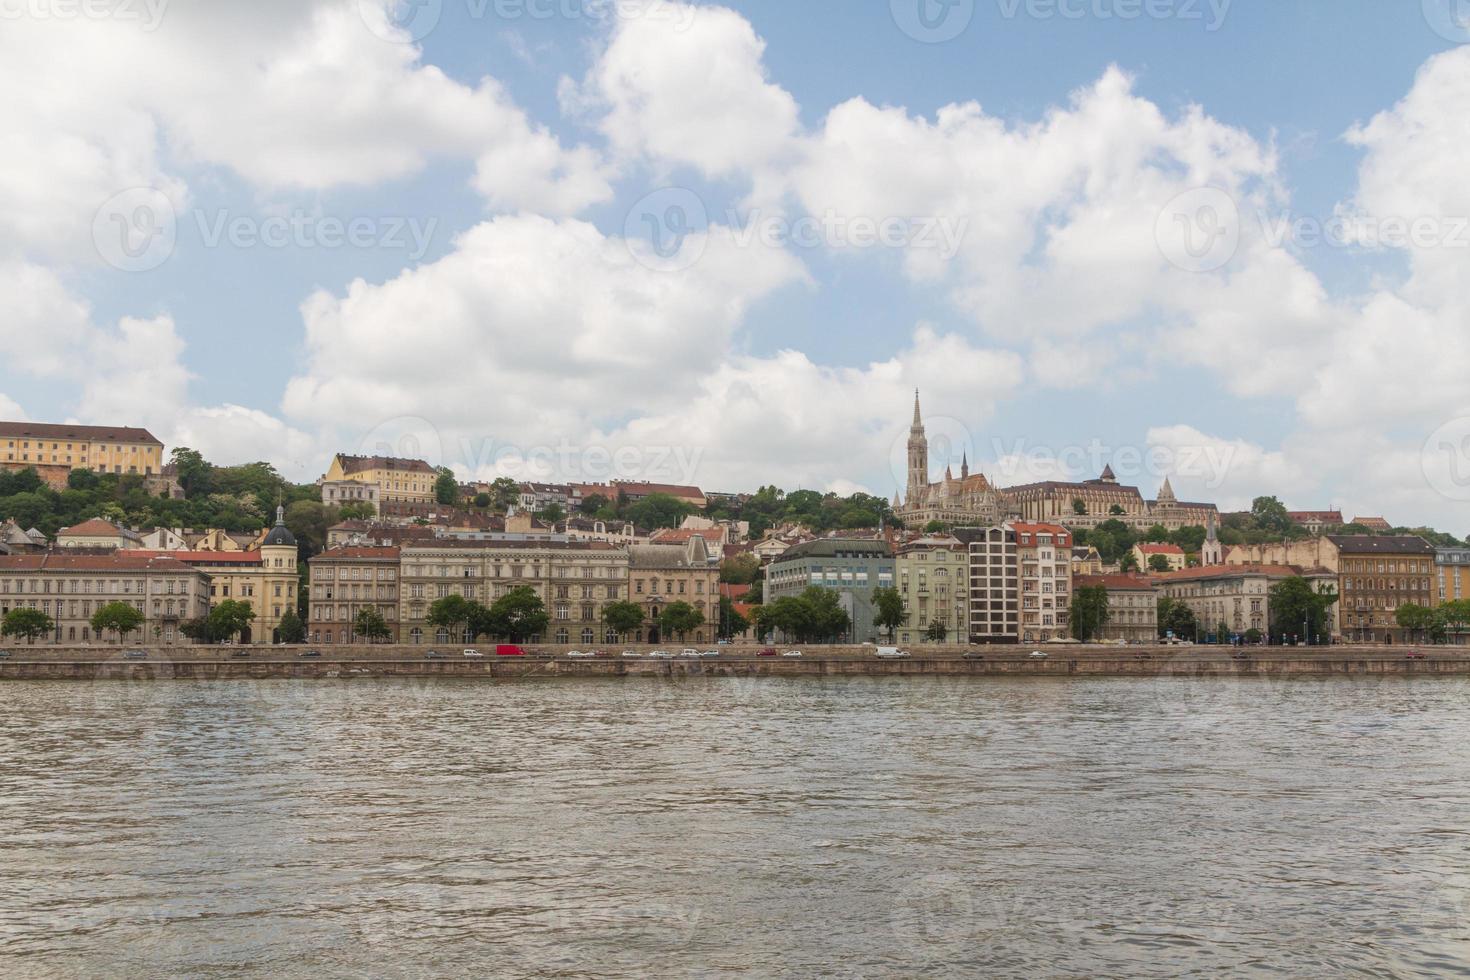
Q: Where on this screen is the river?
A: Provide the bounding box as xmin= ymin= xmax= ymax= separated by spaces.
xmin=1 ymin=676 xmax=1468 ymax=978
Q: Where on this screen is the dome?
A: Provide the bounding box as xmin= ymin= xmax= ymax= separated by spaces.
xmin=262 ymin=504 xmax=296 ymax=548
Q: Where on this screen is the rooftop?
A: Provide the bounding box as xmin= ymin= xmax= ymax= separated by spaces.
xmin=335 ymin=453 xmax=436 ymax=475
xmin=0 ymin=553 xmax=199 ymax=572
xmin=1325 ymin=534 xmax=1434 ymax=555
xmin=773 ymin=538 xmax=893 ymax=562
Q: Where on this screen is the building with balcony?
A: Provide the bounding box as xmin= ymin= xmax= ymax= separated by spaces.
xmin=308 ymin=546 xmax=401 ymax=644
xmin=895 ymin=535 xmax=967 ymax=645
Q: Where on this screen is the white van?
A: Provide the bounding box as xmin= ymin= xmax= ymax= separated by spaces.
xmin=875 ymin=647 xmax=909 ymax=659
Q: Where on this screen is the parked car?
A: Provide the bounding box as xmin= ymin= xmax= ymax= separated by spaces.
xmin=229 ymin=650 xmax=251 ymax=659
xmin=962 ymin=652 xmax=985 ymax=661
xmin=590 ymin=649 xmax=609 ymax=658
xmin=567 ymin=650 xmax=597 ymax=659
xmin=463 ymin=649 xmax=484 ymax=658
xmin=757 ymin=647 xmax=778 ymax=657
xmin=700 ymin=650 xmax=720 ymax=658
xmin=123 ymin=650 xmax=147 ymax=660
xmin=297 ymin=650 xmax=321 ymax=659
xmin=425 ymin=650 xmax=448 ymax=660
xmin=782 ymin=650 xmax=803 ymax=658
xmin=648 ymin=650 xmax=673 ymax=660
xmin=1406 ymin=650 xmax=1428 ymax=660
xmin=1029 ymin=650 xmax=1049 ymax=660
xmin=0 ymin=650 xmax=12 ymax=659
xmin=680 ymin=649 xmax=701 ymax=658
xmin=875 ymin=647 xmax=909 ymax=659
xmin=621 ymin=650 xmax=641 ymax=658
xmin=495 ymin=645 xmax=528 ymax=658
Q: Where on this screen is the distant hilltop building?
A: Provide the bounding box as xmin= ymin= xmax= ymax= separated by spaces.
xmin=893 ymin=393 xmax=1219 ymax=532
xmin=0 ymin=421 xmax=163 ymax=489
xmin=1288 ymin=510 xmax=1344 ymax=535
xmin=323 ymin=453 xmax=437 ymax=509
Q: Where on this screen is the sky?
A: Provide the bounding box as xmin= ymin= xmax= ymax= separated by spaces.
xmin=2 ymin=0 xmax=1469 ymax=530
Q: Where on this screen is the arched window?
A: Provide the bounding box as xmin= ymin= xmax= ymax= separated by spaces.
xmin=555 ymin=628 xmax=569 ymax=644
xmin=582 ymin=628 xmax=594 ymax=644
xmin=605 ymin=628 xmax=618 ymax=643
xmin=409 ymin=627 xmax=423 ymax=645
xmin=435 ymin=628 xmax=449 ymax=644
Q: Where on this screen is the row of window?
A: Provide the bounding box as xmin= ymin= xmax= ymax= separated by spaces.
xmin=1 ymin=578 xmax=195 ymax=595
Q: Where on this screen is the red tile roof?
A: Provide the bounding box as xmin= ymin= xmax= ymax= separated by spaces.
xmin=335 ymin=454 xmax=435 ymax=475
xmin=0 ymin=553 xmax=199 ymax=572
xmin=1152 ymin=564 xmax=1300 ymax=582
xmin=312 ymin=547 xmax=401 ymax=560
xmin=133 ymin=550 xmax=264 ymax=564
xmin=720 ymin=583 xmax=752 ymax=600
xmin=1137 ymin=543 xmax=1185 ymax=555
xmin=0 ymin=421 xmax=161 ymax=444
xmin=1075 ymin=574 xmax=1157 ymax=591
xmin=57 ymin=518 xmax=131 ymax=537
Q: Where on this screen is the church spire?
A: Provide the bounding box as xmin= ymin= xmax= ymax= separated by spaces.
xmin=961 ymin=451 xmax=969 ymax=480
xmin=912 ymin=388 xmax=922 ymax=426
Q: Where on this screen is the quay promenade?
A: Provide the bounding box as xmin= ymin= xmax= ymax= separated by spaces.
xmin=0 ymin=644 xmax=1466 ymax=680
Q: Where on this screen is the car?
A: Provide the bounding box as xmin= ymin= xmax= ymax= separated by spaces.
xmin=621 ymin=650 xmax=641 ymax=658
xmin=495 ymin=645 xmax=528 ymax=658
xmin=782 ymin=650 xmax=803 ymax=658
xmin=566 ymin=649 xmax=584 ymax=658
xmin=0 ymin=650 xmax=12 ymax=659
xmin=229 ymin=650 xmax=251 ymax=659
xmin=700 ymin=650 xmax=720 ymax=658
xmin=962 ymin=652 xmax=985 ymax=661
xmin=123 ymin=650 xmax=147 ymax=660
xmin=648 ymin=650 xmax=673 ymax=660
xmin=680 ymin=649 xmax=701 ymax=658
xmin=875 ymin=647 xmax=909 ymax=659
xmin=590 ymin=649 xmax=609 ymax=658
xmin=716 ymin=639 xmax=731 ymax=645
xmin=567 ymin=650 xmax=595 ymax=659
xmin=463 ymin=649 xmax=484 ymax=658
xmin=757 ymin=647 xmax=778 ymax=657
xmin=1230 ymin=651 xmax=1250 ymax=661
xmin=298 ymin=649 xmax=322 ymax=659
xmin=1029 ymin=650 xmax=1049 ymax=660
xmin=1406 ymin=650 xmax=1428 ymax=660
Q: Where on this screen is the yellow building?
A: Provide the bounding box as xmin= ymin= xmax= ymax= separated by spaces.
xmin=324 ymin=454 xmax=436 ymax=504
xmin=0 ymin=421 xmax=164 ymax=487
xmin=895 ymin=535 xmax=968 ymax=645
xmin=139 ymin=507 xmax=300 ymax=643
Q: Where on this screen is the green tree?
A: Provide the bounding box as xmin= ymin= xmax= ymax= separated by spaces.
xmin=1395 ymin=603 xmax=1435 ymax=644
xmin=427 ymin=594 xmax=478 ymax=641
xmin=90 ymin=601 xmax=144 ymax=643
xmin=1 ymin=608 xmax=54 ymax=644
xmin=433 ymin=468 xmax=459 ymax=506
xmin=871 ymin=586 xmax=906 ymax=641
xmin=625 ymin=493 xmax=695 ymax=530
xmin=208 ymin=600 xmax=257 ymax=643
xmin=1438 ymin=598 xmax=1470 ymax=639
xmin=352 ymin=607 xmax=391 ymax=643
xmin=338 ymin=501 xmax=375 ymax=521
xmin=719 ymin=553 xmax=761 ymax=585
xmin=1119 ymin=551 xmax=1141 ymax=573
xmin=1251 ymin=495 xmax=1295 ymax=536
xmin=67 ymin=468 xmax=101 ymax=491
xmin=718 ymin=595 xmax=749 ymax=639
xmin=1109 ymin=504 xmax=1125 ymax=516
xmin=924 ymin=621 xmax=949 ymax=642
xmin=180 ymin=617 xmax=213 ymax=644
xmin=1144 ymin=524 xmax=1170 ymax=542
xmin=169 ymin=446 xmax=213 ymax=498
xmin=924 ymin=520 xmax=948 ymax=534
xmin=1071 ymin=498 xmax=1087 ymax=516
xmin=579 ymin=492 xmax=609 ymax=515
xmin=658 ymin=601 xmax=706 ymax=640
xmin=1069 ymin=585 xmax=1111 ymax=641
xmin=489 ymin=478 xmax=521 ymax=513
xmin=538 ymin=503 xmax=566 ymax=524
xmin=1169 ymin=524 xmax=1207 ymax=554
xmin=277 ymin=609 xmax=307 ymax=643
xmin=1157 ymin=596 xmax=1198 ymax=640
xmin=601 ymin=600 xmax=646 ymax=638
xmin=1148 ymin=553 xmax=1171 ymax=573
xmin=486 ymin=586 xmax=550 ymax=642
xmin=1268 ymin=576 xmax=1337 ymax=644
xmin=473 ymin=492 xmax=492 ymax=510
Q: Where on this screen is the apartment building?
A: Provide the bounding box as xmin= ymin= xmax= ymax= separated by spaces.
xmin=307 ymin=547 xmax=401 ymax=643
xmin=1332 ymin=535 xmax=1435 ymax=644
xmin=0 ymin=552 xmax=209 ymax=645
xmin=324 ymin=453 xmax=437 ymax=504
xmin=627 ymin=536 xmax=719 ymax=644
xmin=895 ymin=535 xmax=968 ymax=645
xmin=1073 ymin=574 xmax=1158 ymax=643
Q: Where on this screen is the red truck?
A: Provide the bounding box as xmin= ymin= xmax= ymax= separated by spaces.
xmin=495 ymin=645 xmax=528 ymax=657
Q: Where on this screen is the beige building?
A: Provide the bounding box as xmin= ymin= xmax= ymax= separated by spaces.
xmin=1073 ymin=574 xmax=1158 ymax=643
xmin=307 ymin=546 xmax=401 ymax=643
xmin=0 ymin=552 xmax=209 ymax=646
xmin=955 ymin=522 xmax=1072 ymax=644
xmin=895 ymin=535 xmax=968 ymax=645
xmin=55 ymin=518 xmax=142 ymax=550
xmin=628 ymin=536 xmax=720 ymax=645
xmin=398 ymin=539 xmax=627 ymax=646
xmin=1334 ymin=535 xmax=1435 ymax=644
xmin=1133 ymin=542 xmax=1186 ymax=572
xmin=324 ymin=454 xmax=437 ymax=505
xmin=321 ymin=479 xmax=381 ymax=516
xmin=1153 ymin=564 xmax=1301 ymax=639
xmin=0 ymin=421 xmax=164 ymax=487
xmin=137 ymin=507 xmax=300 ymax=644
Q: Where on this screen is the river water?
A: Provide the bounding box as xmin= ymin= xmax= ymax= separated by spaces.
xmin=1 ymin=676 xmax=1469 ymax=978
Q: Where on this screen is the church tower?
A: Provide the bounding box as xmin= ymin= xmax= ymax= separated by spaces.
xmin=906 ymin=389 xmax=929 ymax=504
xmin=1201 ymin=510 xmax=1223 ymax=566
